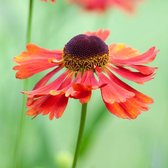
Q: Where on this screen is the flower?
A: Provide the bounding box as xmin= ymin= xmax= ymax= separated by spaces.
xmin=41 ymin=0 xmax=55 ymax=3
xmin=13 ymin=29 xmax=158 ymax=120
xmin=70 ymin=0 xmax=140 ymax=12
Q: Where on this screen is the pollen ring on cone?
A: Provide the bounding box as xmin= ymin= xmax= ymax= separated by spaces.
xmin=63 ymin=34 xmax=109 ymax=71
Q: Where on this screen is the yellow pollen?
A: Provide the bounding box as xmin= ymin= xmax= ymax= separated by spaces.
xmin=62 ymin=51 xmax=109 ymax=71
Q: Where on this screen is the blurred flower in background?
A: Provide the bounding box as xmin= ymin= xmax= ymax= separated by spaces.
xmin=13 ymin=29 xmax=157 ymax=120
xmin=69 ymin=0 xmax=141 ymax=12
xmin=41 ymin=0 xmax=55 ymax=3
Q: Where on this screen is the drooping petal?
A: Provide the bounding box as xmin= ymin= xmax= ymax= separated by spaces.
xmin=24 ymin=70 xmax=70 ymax=97
xmin=63 ymin=71 xmax=93 ymax=98
xmin=26 ymin=71 xmax=73 ymax=107
xmin=105 ymin=68 xmax=153 ymax=103
xmin=102 ymin=68 xmax=153 ymax=119
xmin=27 ymin=94 xmax=68 ymax=119
xmin=33 ymin=66 xmax=63 ymax=90
xmin=13 ymin=44 xmax=63 ymax=79
xmin=73 ymin=70 xmax=100 ymax=90
xmin=85 ymin=29 xmax=110 ymax=41
xmin=104 ymin=100 xmax=140 ymax=119
xmin=104 ymin=90 xmax=153 ymax=119
xmin=71 ymin=86 xmax=92 ymax=104
xmin=59 ymin=71 xmax=99 ymax=103
xmin=97 ymin=71 xmax=135 ymax=104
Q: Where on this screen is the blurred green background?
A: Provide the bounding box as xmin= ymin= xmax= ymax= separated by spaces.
xmin=0 ymin=0 xmax=168 ymax=167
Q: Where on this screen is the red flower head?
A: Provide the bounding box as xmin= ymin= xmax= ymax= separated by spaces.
xmin=13 ymin=30 xmax=158 ymax=120
xmin=70 ymin=0 xmax=140 ymax=12
xmin=41 ymin=0 xmax=55 ymax=3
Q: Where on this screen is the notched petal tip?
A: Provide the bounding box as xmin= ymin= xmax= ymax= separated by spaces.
xmin=100 ymin=69 xmax=154 ymax=119
xmin=26 ymin=94 xmax=68 ymax=120
xmin=105 ymin=98 xmax=146 ymax=120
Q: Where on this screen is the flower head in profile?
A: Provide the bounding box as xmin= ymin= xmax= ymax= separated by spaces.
xmin=70 ymin=0 xmax=140 ymax=12
xmin=13 ymin=29 xmax=158 ymax=120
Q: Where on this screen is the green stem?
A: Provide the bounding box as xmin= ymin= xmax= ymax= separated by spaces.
xmin=72 ymin=103 xmax=88 ymax=168
xmin=26 ymin=0 xmax=33 ymax=44
xmin=13 ymin=1 xmax=34 ymax=167
xmin=80 ymin=106 xmax=108 ymax=156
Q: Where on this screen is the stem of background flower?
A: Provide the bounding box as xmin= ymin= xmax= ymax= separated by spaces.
xmin=13 ymin=0 xmax=34 ymax=167
xmin=72 ymin=103 xmax=88 ymax=168
xmin=26 ymin=0 xmax=33 ymax=44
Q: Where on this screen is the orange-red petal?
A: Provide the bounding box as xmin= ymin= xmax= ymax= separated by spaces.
xmin=101 ymin=69 xmax=153 ymax=119
xmin=97 ymin=71 xmax=134 ymax=104
xmin=85 ymin=29 xmax=110 ymax=41
xmin=104 ymin=92 xmax=153 ymax=119
xmin=27 ymin=94 xmax=68 ymax=119
xmin=110 ymin=45 xmax=158 ymax=65
xmin=13 ymin=44 xmax=62 ymax=79
xmin=109 ymin=66 xmax=156 ymax=84
xmin=108 ymin=44 xmax=158 ymax=84
xmin=24 ymin=70 xmax=69 ymax=97
xmin=33 ymin=66 xmax=62 ymax=90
